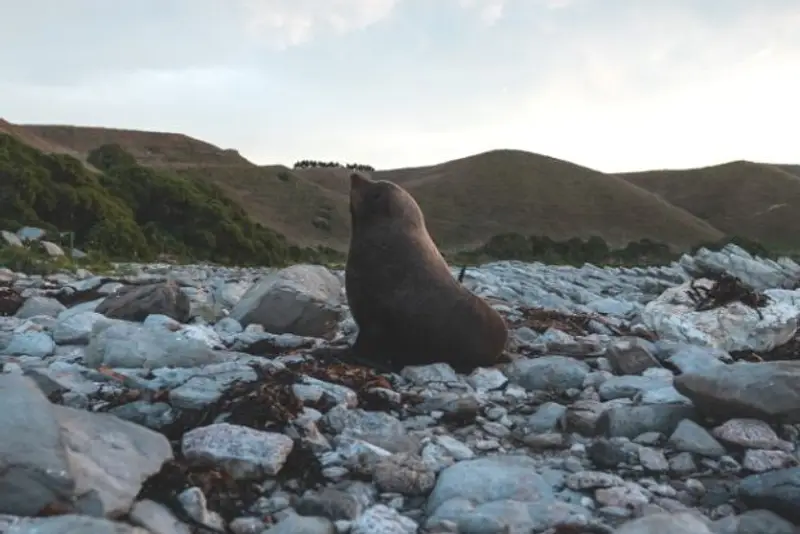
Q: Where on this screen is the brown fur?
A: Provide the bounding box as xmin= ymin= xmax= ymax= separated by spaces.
xmin=344 ymin=172 xmax=508 ymax=373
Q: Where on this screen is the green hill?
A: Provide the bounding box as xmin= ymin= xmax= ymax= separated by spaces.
xmin=15 ymin=124 xmax=726 ymax=252
xmin=0 ymin=134 xmax=335 ymax=265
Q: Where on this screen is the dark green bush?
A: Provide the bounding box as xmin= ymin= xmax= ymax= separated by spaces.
xmin=452 ymin=233 xmax=783 ymax=267
xmin=0 ymin=134 xmax=339 ymax=267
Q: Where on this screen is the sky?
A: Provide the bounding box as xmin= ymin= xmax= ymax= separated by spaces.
xmin=1 ymin=0 xmax=799 ymax=172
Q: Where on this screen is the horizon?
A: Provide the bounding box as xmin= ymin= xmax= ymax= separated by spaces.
xmin=10 ymin=120 xmax=797 ymax=174
xmin=3 ymin=0 xmax=799 ymax=173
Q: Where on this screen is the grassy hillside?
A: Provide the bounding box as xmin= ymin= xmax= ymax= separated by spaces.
xmin=378 ymin=149 xmax=724 ymax=249
xmin=177 ymin=165 xmax=352 ymax=250
xmin=1 ymin=119 xmax=91 ymax=164
xmin=22 ymin=124 xmax=253 ymax=169
xmin=17 ymin=124 xmax=728 ymax=252
xmin=619 ymin=161 xmax=800 ymax=251
xmin=300 ymin=149 xmax=726 ymax=249
xmin=774 ymin=164 xmax=800 ymax=178
xmin=0 ymin=133 xmax=335 ymax=265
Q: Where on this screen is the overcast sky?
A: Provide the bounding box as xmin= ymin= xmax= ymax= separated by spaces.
xmin=2 ymin=0 xmax=799 ymax=172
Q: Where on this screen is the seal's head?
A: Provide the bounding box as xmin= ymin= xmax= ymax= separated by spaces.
xmin=349 ymin=172 xmax=425 ymax=231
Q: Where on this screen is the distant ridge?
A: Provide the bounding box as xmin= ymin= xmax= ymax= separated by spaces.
xmin=4 ymin=121 xmax=796 ymax=252
xmin=619 ymin=161 xmax=800 ymax=251
xmin=22 ymin=124 xmax=254 ymax=168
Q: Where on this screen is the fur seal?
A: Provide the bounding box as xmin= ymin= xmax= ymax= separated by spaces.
xmin=344 ymin=172 xmax=508 ymax=373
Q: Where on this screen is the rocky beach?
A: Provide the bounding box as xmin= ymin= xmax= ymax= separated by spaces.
xmin=2 ymin=243 xmax=800 ymax=533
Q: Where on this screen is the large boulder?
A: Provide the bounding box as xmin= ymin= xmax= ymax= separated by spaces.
xmin=85 ymin=321 xmax=225 ymax=369
xmin=641 ymin=278 xmax=799 ymax=353
xmin=230 ymin=264 xmax=343 ymax=339
xmin=0 ymin=373 xmax=172 ymax=518
xmin=96 ymin=281 xmax=191 ymax=323
xmin=674 ymin=361 xmax=800 ymax=423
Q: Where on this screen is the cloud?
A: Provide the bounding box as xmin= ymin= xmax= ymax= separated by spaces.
xmin=459 ymin=0 xmax=506 ymax=25
xmin=542 ymin=0 xmax=575 ymax=9
xmin=3 ymin=0 xmax=800 ymax=173
xmin=239 ymin=0 xmax=401 ymax=48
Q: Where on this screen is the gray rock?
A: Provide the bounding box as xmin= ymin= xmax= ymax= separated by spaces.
xmin=595 ymin=483 xmax=650 ymax=509
xmin=3 ymin=331 xmax=55 ymax=358
xmin=565 ymin=400 xmax=607 ymax=435
xmin=565 ymin=471 xmax=624 ymax=490
xmin=168 ymin=364 xmax=259 ymax=410
xmin=85 ymin=321 xmax=224 ymax=369
xmin=675 ymin=361 xmax=800 ymax=423
xmin=738 ymin=467 xmax=800 ymax=523
xmin=712 ymin=509 xmax=799 ymax=534
xmin=263 ymin=513 xmax=335 ymax=534
xmin=669 ymin=452 xmax=697 ymax=475
xmin=613 ymin=511 xmax=712 ymax=533
xmin=597 ymin=403 xmax=697 ymax=438
xmin=372 ymin=453 xmax=436 ymax=496
xmin=598 ymin=375 xmax=670 ymax=401
xmin=466 ymin=367 xmax=508 ymax=391
xmin=351 ymin=504 xmax=417 ymax=534
xmin=295 ymin=488 xmax=363 ymax=521
xmin=108 ymin=402 xmax=177 ymax=430
xmin=0 ymin=374 xmax=75 ymax=516
xmin=439 ymin=499 xmax=591 ymax=534
xmin=743 ymin=450 xmax=797 ymax=473
xmin=128 ymin=499 xmax=191 ymax=534
xmin=96 ymin=281 xmax=191 ymax=323
xmin=15 ymin=296 xmax=66 ymax=319
xmin=505 ymin=355 xmax=590 ymax=392
xmin=230 ymin=264 xmax=342 ymax=339
xmin=586 ymin=297 xmax=636 ymax=317
xmin=686 ymin=244 xmax=799 ymax=292
xmin=427 ymin=455 xmax=553 ymax=513
xmin=1 ymin=230 xmax=23 ymax=247
xmin=322 ymin=405 xmax=417 ymax=454
xmin=658 ymin=343 xmax=729 ymax=374
xmin=638 ymin=446 xmax=669 ymax=472
xmin=522 ymin=402 xmax=567 ymax=433
xmin=181 ymin=423 xmax=294 ymax=480
xmin=52 ymin=311 xmax=109 ymax=345
xmin=401 ymin=363 xmax=459 ymax=386
xmin=606 ymin=337 xmax=661 ymax=375
xmin=640 ymin=385 xmax=692 ymax=405
xmin=668 ymin=419 xmax=726 ymax=457
xmin=40 ymin=241 xmax=65 ymax=257
xmin=3 ymin=514 xmax=149 ymax=533
xmin=55 ymin=404 xmax=173 ymax=518
xmin=0 ymin=373 xmax=172 ymax=519
xmin=642 ymin=278 xmax=799 ymax=353
xmin=712 ymin=418 xmax=789 ymax=450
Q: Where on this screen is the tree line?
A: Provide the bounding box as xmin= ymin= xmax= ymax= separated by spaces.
xmin=451 ymin=232 xmax=775 ymax=267
xmin=293 ymin=160 xmax=375 ymax=172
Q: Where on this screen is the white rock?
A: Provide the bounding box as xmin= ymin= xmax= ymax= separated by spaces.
xmin=641 ymin=278 xmax=799 ymax=352
xmin=181 ymin=423 xmax=294 ymax=480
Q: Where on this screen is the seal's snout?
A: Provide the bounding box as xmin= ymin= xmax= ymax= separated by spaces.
xmin=350 ymin=172 xmax=370 ymax=190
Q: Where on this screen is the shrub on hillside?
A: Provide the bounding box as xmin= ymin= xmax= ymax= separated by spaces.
xmin=292 ymin=159 xmax=375 ymax=172
xmin=0 ymin=134 xmax=339 ymax=266
xmin=455 ymin=232 xmax=791 ymax=266
xmin=0 ymin=244 xmax=112 ymax=275
xmin=454 ymin=233 xmax=745 ymax=266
